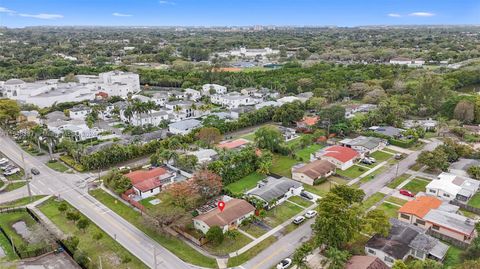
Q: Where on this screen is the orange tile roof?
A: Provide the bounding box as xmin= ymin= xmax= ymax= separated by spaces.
xmin=322 ymin=145 xmax=359 ymax=163
xmin=398 ymin=196 xmax=442 ymax=218
xmin=299 ymin=116 xmax=319 ymax=126
xmin=125 ymin=167 xmax=168 ymax=185
xmin=217 ymin=138 xmax=250 ymax=150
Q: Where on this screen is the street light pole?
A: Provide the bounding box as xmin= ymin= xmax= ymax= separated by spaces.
xmin=21 ymin=152 xmax=33 ymax=201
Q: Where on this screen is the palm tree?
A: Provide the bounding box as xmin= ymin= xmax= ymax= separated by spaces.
xmin=30 ymin=125 xmax=43 ymax=151
xmin=292 ymin=243 xmax=313 ymax=269
xmin=42 ymin=129 xmax=59 ymax=161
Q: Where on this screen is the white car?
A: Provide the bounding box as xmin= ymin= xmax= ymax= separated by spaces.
xmin=0 ymin=158 xmax=8 ymax=165
xmin=305 ymin=210 xmax=317 ymax=219
xmin=4 ymin=168 xmax=20 ymax=176
xmin=293 ymin=216 xmax=306 ymax=225
xmin=276 ymin=258 xmax=292 ymax=269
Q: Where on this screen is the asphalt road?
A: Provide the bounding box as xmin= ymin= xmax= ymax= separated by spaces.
xmin=0 ymin=135 xmax=196 ymax=269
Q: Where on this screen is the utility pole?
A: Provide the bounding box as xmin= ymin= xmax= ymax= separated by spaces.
xmin=21 ymin=152 xmax=33 ymax=201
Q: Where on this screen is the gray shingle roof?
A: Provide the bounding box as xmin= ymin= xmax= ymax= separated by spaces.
xmin=248 ymin=176 xmax=302 ymax=203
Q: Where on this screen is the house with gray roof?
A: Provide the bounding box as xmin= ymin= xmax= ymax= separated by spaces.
xmin=365 ymin=218 xmax=449 ymax=266
xmin=340 ymin=136 xmax=387 ymax=155
xmin=168 ymin=119 xmax=202 ymax=135
xmin=246 ymin=176 xmax=303 ymax=209
xmin=368 ymin=126 xmax=404 ymax=138
xmin=69 ymin=104 xmax=92 ymax=120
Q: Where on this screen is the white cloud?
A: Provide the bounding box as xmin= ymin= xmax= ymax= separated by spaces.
xmin=112 ymin=12 xmax=132 ymax=17
xmin=19 ymin=13 xmax=63 ymax=19
xmin=409 ymin=12 xmax=435 ymax=17
xmin=0 ymin=6 xmax=15 ymax=13
xmin=159 ymin=1 xmax=175 ymax=5
xmin=388 ymin=13 xmax=402 ymax=18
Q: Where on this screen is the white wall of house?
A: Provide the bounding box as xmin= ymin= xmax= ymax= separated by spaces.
xmin=194 ymin=211 xmax=255 ymax=234
xmin=425 ymin=187 xmax=456 ymax=201
xmin=365 ymin=247 xmax=400 ymax=267
xmin=320 ymin=156 xmax=355 ymax=171
xmin=133 ymin=186 xmax=161 ymax=199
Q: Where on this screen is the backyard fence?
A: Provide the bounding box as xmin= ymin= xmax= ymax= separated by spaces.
xmin=121 ymin=193 xmax=146 ymax=212
xmin=450 ymin=199 xmax=480 ymax=215
xmin=0 ymin=226 xmax=55 ymax=259
xmin=426 ymin=229 xmax=469 ymax=250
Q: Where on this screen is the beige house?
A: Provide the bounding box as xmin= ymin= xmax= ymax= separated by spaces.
xmin=291 ymin=160 xmax=336 ymax=185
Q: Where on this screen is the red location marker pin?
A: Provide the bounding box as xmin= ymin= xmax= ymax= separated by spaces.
xmin=218 ymin=201 xmax=225 ymax=212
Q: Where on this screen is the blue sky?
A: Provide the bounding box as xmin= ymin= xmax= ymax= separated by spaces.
xmin=1 ymin=0 xmax=479 ymax=28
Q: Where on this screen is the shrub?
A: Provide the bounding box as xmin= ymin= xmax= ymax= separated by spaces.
xmin=74 ymin=250 xmax=90 ymax=268
xmin=65 ymin=236 xmax=80 ymax=252
xmin=358 ymin=167 xmax=366 ymax=172
xmin=206 ymin=226 xmax=224 ymax=246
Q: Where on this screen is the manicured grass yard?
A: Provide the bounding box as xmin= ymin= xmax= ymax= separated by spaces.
xmin=337 ymin=165 xmax=369 ymax=179
xmin=467 ymin=192 xmax=480 ymax=208
xmin=3 ymin=182 xmax=26 ymax=192
xmin=409 ymin=162 xmax=423 ymax=171
xmin=295 ymin=144 xmax=324 ymax=161
xmin=225 ymin=172 xmax=266 ymax=195
xmin=227 ymin=236 xmax=277 ymax=268
xmin=240 ymin=132 xmax=256 ymax=142
xmin=370 ymin=151 xmax=393 ymax=162
xmin=240 ymin=224 xmax=267 ymax=238
xmin=39 ymin=198 xmax=147 ymax=269
xmin=89 ymin=189 xmax=218 ymax=268
xmin=360 ymin=193 xmax=385 ymax=211
xmin=402 ymin=178 xmax=430 ymax=194
xmin=302 ymin=176 xmax=348 ymax=197
xmin=382 ymin=148 xmax=400 ymax=154
xmin=387 ymin=174 xmax=411 ymax=189
xmin=386 ymin=196 xmax=408 ymax=206
xmin=0 ymin=195 xmax=45 ymax=208
xmin=46 ymin=160 xmax=69 ymax=172
xmin=270 ymin=154 xmax=297 ymax=178
xmin=5 ymin=171 xmax=24 ymax=181
xmin=376 ymin=203 xmax=400 ymax=218
xmin=203 ymin=232 xmax=252 ymax=256
xmin=264 ymin=202 xmax=303 ymax=227
xmin=287 ymin=196 xmax=313 ymax=208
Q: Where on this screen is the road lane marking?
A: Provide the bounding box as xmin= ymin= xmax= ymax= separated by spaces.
xmin=251 ymin=245 xmax=286 ymax=269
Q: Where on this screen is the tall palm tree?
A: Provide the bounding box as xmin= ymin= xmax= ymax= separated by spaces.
xmin=42 ymin=129 xmax=59 ymax=161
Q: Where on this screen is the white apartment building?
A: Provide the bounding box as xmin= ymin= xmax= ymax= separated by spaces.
xmin=202 ymin=84 xmax=227 ymax=95
xmin=210 ymin=93 xmax=259 ymax=109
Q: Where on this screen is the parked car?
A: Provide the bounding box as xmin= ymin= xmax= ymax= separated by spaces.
xmin=305 ymin=210 xmax=317 ymax=219
xmin=0 ymin=162 xmax=10 ymax=169
xmin=300 ymin=191 xmax=313 ymax=200
xmin=293 ymin=216 xmax=306 ymax=225
xmin=394 ymin=153 xmax=403 ymax=160
xmin=31 ymin=168 xmax=40 ymax=175
xmin=368 ymin=157 xmax=377 ymax=163
xmin=4 ymin=168 xmax=20 ymax=176
xmin=399 ymin=189 xmax=415 ymax=197
xmin=2 ymin=165 xmax=15 ymax=171
xmin=361 ymin=158 xmax=373 ymax=165
xmin=276 ymin=258 xmax=292 ymax=269
xmin=0 ymin=158 xmax=8 ymax=165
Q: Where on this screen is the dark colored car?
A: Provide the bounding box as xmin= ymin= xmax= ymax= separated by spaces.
xmin=300 ymin=191 xmax=314 ymax=200
xmin=31 ymin=168 xmax=40 ymax=175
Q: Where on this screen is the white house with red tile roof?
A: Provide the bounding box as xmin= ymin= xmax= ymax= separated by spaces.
xmin=125 ymin=167 xmax=174 ymax=199
xmin=312 ymin=145 xmax=360 ymax=170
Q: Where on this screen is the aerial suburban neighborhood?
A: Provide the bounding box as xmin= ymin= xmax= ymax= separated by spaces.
xmin=0 ymin=1 xmax=479 ymax=269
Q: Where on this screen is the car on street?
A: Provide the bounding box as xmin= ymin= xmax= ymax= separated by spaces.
xmin=394 ymin=153 xmax=403 ymax=160
xmin=293 ymin=216 xmax=306 ymax=225
xmin=300 ymin=191 xmax=314 ymax=200
xmin=276 ymin=258 xmax=292 ymax=269
xmin=31 ymin=168 xmax=40 ymax=175
xmin=305 ymin=210 xmax=317 ymax=219
xmin=399 ymin=189 xmax=415 ymax=197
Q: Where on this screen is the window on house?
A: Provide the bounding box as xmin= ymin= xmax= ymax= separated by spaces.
xmin=429 ymin=189 xmax=436 ymax=193
xmin=432 ymin=225 xmax=440 ymax=230
xmin=384 ymin=256 xmax=394 ymax=263
xmin=416 ymin=219 xmax=426 ymax=226
xmin=400 ymin=214 xmax=410 ymax=220
xmin=367 ymin=249 xmax=376 ymax=255
xmin=443 ymin=193 xmax=450 ymax=197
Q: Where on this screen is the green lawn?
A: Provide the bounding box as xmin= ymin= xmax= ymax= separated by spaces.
xmin=402 ymin=178 xmax=430 ymax=194
xmin=0 ymin=195 xmax=45 ymax=208
xmin=225 ymin=172 xmax=266 ymax=195
xmin=287 ymin=196 xmax=313 ymax=208
xmin=240 ymin=132 xmax=256 ymax=142
xmin=357 ymin=166 xmax=389 ymax=185
xmin=5 ymin=171 xmax=24 ymax=181
xmin=46 ymin=161 xmax=69 ymax=172
xmin=295 ymin=144 xmax=324 ymax=161
xmin=376 ymin=203 xmax=400 ymax=218
xmin=203 ymin=232 xmax=252 ymax=256
xmin=385 ymin=196 xmax=408 ymax=206
xmin=39 ymin=198 xmax=147 ymax=269
xmin=409 ymin=163 xmax=423 ymax=171
xmin=264 ymin=202 xmax=303 ymax=227
xmin=270 ymin=154 xmax=297 ymax=178
xmin=443 ymin=245 xmax=463 ymax=268
xmin=0 ymin=211 xmax=48 ymax=252
xmin=89 ymin=189 xmax=218 ymax=268
xmin=337 ymin=165 xmax=369 ymax=179
xmin=302 ymin=176 xmax=348 ymax=197
xmin=467 ymin=192 xmax=480 ymax=208
xmin=3 ymin=182 xmax=26 ymax=192
xmin=387 ymin=174 xmax=411 ymax=189
xmin=382 ymin=148 xmax=400 ymax=154
xmin=240 ymin=224 xmax=267 ymax=238
xmin=227 ymin=236 xmax=277 ymax=268
xmin=0 ymin=229 xmax=17 ymax=261
xmin=370 ymin=151 xmax=393 ymax=162
xmin=360 ymin=193 xmax=385 ymax=211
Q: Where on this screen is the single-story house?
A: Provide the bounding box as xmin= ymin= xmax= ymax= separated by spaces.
xmin=425 ymin=172 xmax=480 ymax=202
xmin=345 ymin=255 xmax=389 ymax=269
xmin=365 ymin=218 xmax=449 ymax=266
xmin=403 ymin=119 xmax=438 ymax=131
xmin=246 ymin=176 xmax=303 ymax=209
xmin=368 ymin=126 xmax=404 ymax=138
xmin=296 ymin=116 xmax=319 ymax=129
xmin=193 ymin=198 xmax=255 ymax=234
xmin=291 ymin=160 xmax=336 ymax=185
xmin=217 ymin=138 xmax=250 ymax=150
xmin=69 ymin=104 xmax=92 ymax=120
xmin=339 ymin=136 xmax=387 ymax=155
xmin=312 ymin=145 xmax=360 ymax=170
xmin=187 ymin=149 xmax=218 ymax=164
xmin=168 ymin=119 xmax=202 ymax=135
xmin=398 ymin=196 xmax=476 ymax=244
xmin=125 ymin=167 xmax=174 ymax=199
